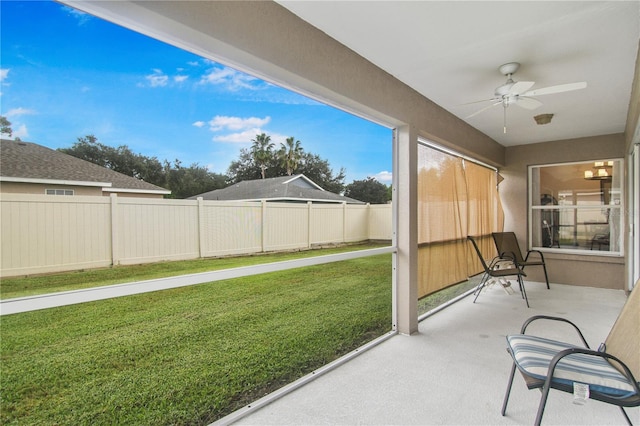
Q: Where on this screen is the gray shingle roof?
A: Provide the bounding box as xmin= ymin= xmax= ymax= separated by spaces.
xmin=0 ymin=139 xmax=170 ymax=194
xmin=191 ymin=174 xmax=363 ymax=204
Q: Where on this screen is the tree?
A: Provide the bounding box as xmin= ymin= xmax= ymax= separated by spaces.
xmin=59 ymin=135 xmax=165 ymax=185
xmin=278 ymin=136 xmax=303 ymax=176
xmin=344 ymin=177 xmax=390 ymax=204
xmin=297 ymin=152 xmax=346 ymax=194
xmin=1 ymin=116 xmax=13 ymax=138
xmin=164 ymin=159 xmax=227 ymax=199
xmin=227 ymin=133 xmax=346 ymax=194
xmin=226 ymin=147 xmax=263 ymax=183
xmin=60 ymin=135 xmax=227 ymax=198
xmin=250 ymin=133 xmax=274 ymax=179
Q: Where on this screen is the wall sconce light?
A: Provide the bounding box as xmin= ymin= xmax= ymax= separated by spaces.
xmin=534 ymin=113 xmax=554 ymax=125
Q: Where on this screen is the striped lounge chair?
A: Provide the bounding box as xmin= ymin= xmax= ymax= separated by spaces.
xmin=501 ymin=281 xmax=640 ymax=425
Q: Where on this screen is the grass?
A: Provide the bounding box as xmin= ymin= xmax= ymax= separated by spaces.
xmin=0 ymin=243 xmax=388 ymax=300
xmin=0 ymin=253 xmax=392 ymax=425
xmin=417 ymin=278 xmax=479 ymax=315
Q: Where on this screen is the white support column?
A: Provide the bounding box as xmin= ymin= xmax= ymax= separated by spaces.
xmin=393 ymin=126 xmax=419 ymax=335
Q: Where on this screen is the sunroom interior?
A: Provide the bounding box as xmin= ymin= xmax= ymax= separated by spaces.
xmin=59 ymin=0 xmax=640 ymax=423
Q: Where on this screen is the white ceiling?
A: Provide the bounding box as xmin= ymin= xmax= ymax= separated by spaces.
xmin=277 ymin=1 xmax=639 ymax=147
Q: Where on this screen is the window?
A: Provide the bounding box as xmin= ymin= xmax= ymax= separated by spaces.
xmin=46 ymin=189 xmax=74 ymax=196
xmin=529 ymin=159 xmax=623 ymax=255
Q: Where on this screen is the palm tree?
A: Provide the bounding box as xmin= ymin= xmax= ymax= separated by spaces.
xmin=251 ymin=133 xmax=274 ymax=179
xmin=279 ymin=136 xmax=303 ymax=176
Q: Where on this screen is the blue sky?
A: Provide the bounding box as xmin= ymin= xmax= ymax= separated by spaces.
xmin=0 ymin=1 xmax=392 ymax=184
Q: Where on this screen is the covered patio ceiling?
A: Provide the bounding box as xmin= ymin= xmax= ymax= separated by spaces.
xmin=277 ymin=1 xmax=639 ymax=147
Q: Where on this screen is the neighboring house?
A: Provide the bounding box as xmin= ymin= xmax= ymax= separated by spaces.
xmin=0 ymin=139 xmax=170 ymax=198
xmin=191 ymin=174 xmax=363 ymax=204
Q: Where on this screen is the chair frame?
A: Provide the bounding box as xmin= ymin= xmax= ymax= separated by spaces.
xmin=467 ymin=235 xmax=530 ymax=307
xmin=502 ymin=315 xmax=640 ymax=426
xmin=492 ymin=232 xmax=550 ymax=290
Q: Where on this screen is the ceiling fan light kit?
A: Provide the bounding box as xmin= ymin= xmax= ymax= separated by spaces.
xmin=498 ymin=62 xmax=520 ymax=76
xmin=534 ymin=113 xmax=554 ymax=125
xmin=465 ymin=62 xmax=586 ymax=133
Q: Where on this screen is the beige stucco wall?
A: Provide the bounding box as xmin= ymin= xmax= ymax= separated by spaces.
xmin=502 ymin=133 xmax=626 ymax=289
xmin=625 ymin=43 xmax=640 ymax=153
xmin=104 ymin=191 xmax=165 ymax=199
xmin=0 ymin=182 xmax=165 ymax=198
xmin=0 ymin=182 xmax=103 ymax=196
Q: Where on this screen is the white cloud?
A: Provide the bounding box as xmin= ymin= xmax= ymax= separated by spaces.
xmin=213 ymin=128 xmax=287 ymax=145
xmin=12 ymin=124 xmax=29 ymax=140
xmin=0 ymin=69 xmax=9 ymax=82
xmin=208 ymin=115 xmax=270 ymax=132
xmin=64 ymin=6 xmax=93 ymax=25
xmin=5 ymin=107 xmax=36 ymax=118
xmin=373 ymin=171 xmax=393 ymax=183
xmin=213 ymin=128 xmax=265 ymax=144
xmin=201 ymin=115 xmax=284 ymax=145
xmin=200 ymin=66 xmax=259 ymax=91
xmin=145 ymin=69 xmax=169 ymax=87
xmin=142 ymin=70 xmax=189 ymax=88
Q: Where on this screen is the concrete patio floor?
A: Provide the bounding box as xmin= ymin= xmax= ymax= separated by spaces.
xmin=227 ymin=281 xmax=638 ymax=425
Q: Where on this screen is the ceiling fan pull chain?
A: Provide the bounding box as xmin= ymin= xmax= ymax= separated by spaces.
xmin=503 ymin=103 xmax=508 ymax=134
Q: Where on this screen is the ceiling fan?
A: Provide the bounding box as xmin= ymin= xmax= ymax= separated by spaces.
xmin=464 ymin=62 xmax=587 ymax=133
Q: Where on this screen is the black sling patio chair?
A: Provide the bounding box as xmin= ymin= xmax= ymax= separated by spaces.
xmin=501 ymin=281 xmax=640 ymax=425
xmin=467 ymin=235 xmax=530 ymax=308
xmin=492 ymin=232 xmax=550 ymax=289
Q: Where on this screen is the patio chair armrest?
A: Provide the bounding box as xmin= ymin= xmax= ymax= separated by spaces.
xmin=524 ymin=249 xmax=545 ymax=263
xmin=489 ymin=255 xmax=514 ymax=269
xmin=545 ymin=347 xmax=640 ymax=398
xmin=520 ymin=315 xmax=590 ymax=348
xmin=498 ymin=251 xmax=518 ymax=262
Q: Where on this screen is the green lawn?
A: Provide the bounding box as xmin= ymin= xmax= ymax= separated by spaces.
xmin=1 ymin=253 xmax=392 ymax=425
xmin=0 ymin=243 xmax=388 ymax=300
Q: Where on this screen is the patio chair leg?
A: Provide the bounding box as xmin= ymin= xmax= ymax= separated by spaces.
xmin=473 ymin=274 xmax=489 ymax=303
xmin=542 ymin=264 xmax=550 ymax=289
xmin=501 ymin=361 xmax=517 ymax=416
xmin=619 ymin=407 xmax=633 ymax=426
xmin=518 ymin=275 xmax=529 ymax=308
xmin=534 ymin=382 xmax=552 ymax=426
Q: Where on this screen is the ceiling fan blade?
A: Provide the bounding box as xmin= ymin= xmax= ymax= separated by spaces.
xmin=523 ymin=81 xmax=587 ymax=97
xmin=466 ymin=101 xmax=501 ymax=119
xmin=515 ymin=96 xmax=543 ymax=110
xmin=456 ymin=97 xmax=498 ymax=107
xmin=508 ymin=81 xmax=535 ymax=95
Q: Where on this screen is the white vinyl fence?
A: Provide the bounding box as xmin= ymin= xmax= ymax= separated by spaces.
xmin=0 ymin=194 xmax=392 ymax=277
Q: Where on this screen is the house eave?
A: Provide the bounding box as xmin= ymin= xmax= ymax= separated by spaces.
xmin=103 ymin=187 xmax=172 ymax=195
xmin=0 ymin=176 xmax=112 ymax=188
xmin=235 ymin=197 xmax=361 ymax=204
xmin=283 ymin=175 xmax=325 ymax=191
